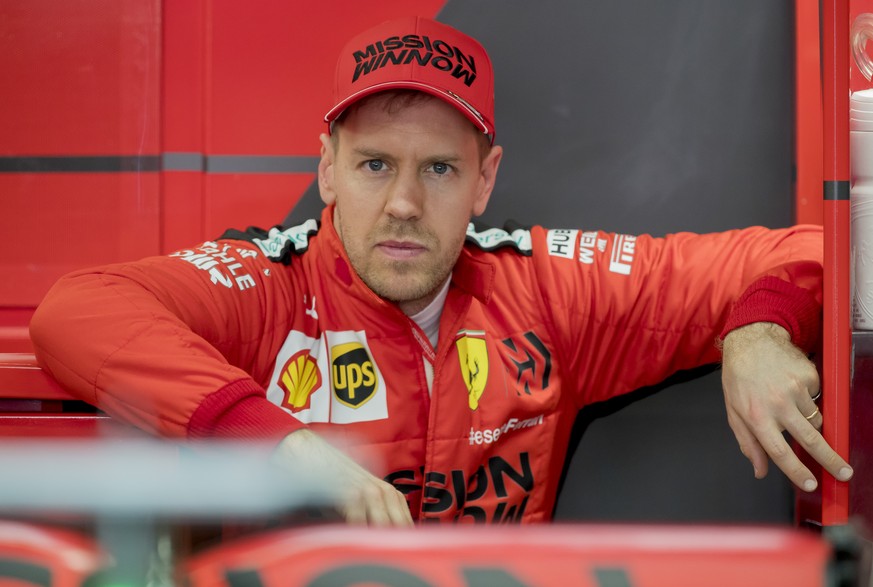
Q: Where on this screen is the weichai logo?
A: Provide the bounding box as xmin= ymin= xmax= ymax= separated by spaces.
xmin=278 ymin=350 xmax=321 ymax=413
xmin=386 ymin=452 xmax=534 ymax=523
xmin=351 ymin=34 xmax=477 ymax=86
xmin=331 ymin=342 xmax=378 ymax=408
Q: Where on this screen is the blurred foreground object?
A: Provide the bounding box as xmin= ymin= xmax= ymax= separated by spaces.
xmin=0 ymin=520 xmax=108 ymax=587
xmin=0 ymin=438 xmax=340 ymax=519
xmin=0 ymin=438 xmax=342 ymax=586
xmin=185 ymin=524 xmax=851 ymax=587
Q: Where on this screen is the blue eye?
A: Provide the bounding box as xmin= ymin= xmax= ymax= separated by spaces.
xmin=367 ymin=160 xmax=384 ymax=172
xmin=432 ymin=162 xmax=449 ymax=175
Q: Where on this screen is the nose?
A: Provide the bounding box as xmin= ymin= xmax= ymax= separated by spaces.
xmin=383 ymin=170 xmax=423 ymax=220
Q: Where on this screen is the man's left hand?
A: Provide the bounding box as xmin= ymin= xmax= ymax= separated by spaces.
xmin=721 ymin=322 xmax=853 ymax=491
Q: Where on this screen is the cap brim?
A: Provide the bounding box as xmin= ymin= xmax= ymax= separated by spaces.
xmin=324 ymin=81 xmax=493 ymax=139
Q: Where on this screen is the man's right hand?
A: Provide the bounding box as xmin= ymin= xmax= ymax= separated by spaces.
xmin=274 ymin=429 xmax=414 ymax=526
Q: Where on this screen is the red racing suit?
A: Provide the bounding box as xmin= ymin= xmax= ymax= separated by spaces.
xmin=30 ymin=205 xmax=823 ymax=523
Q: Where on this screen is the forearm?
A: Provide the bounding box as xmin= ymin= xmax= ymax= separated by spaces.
xmin=30 ymin=269 xmax=271 ymax=438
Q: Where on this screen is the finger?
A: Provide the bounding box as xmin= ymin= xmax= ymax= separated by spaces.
xmin=359 ymin=484 xmax=412 ymax=527
xmin=386 ymin=488 xmax=414 ymax=527
xmin=359 ymin=484 xmax=395 ymax=527
xmin=343 ymin=502 xmax=368 ymax=525
xmin=784 ymin=414 xmax=854 ymax=483
xmin=726 ymin=408 xmax=769 ymax=479
xmin=754 ymin=421 xmax=818 ymax=491
xmin=800 ymin=363 xmax=821 ymax=401
xmin=799 ymin=401 xmax=822 ymax=430
xmin=365 ymin=505 xmax=392 ymax=527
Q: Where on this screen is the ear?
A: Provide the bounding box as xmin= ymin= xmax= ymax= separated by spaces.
xmin=318 ymin=133 xmax=337 ymax=206
xmin=472 ymin=144 xmax=503 ymax=217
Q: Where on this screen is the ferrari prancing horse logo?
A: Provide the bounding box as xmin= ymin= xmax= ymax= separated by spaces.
xmin=455 ymin=330 xmax=489 ymax=410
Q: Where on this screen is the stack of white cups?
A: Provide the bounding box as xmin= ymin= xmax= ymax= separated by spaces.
xmin=852 ymin=89 xmax=873 ymax=330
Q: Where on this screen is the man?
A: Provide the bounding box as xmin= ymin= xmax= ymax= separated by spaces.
xmin=30 ymin=17 xmax=851 ymax=526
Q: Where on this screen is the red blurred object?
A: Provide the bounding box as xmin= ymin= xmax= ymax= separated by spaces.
xmin=0 ymin=520 xmax=108 ymax=587
xmin=184 ymin=524 xmax=833 ymax=587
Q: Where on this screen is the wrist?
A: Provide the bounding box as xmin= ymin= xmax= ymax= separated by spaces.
xmin=721 ymin=322 xmax=791 ymax=353
xmin=720 ymin=275 xmax=821 ymax=352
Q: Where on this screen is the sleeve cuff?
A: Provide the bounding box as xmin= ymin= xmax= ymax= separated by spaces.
xmin=720 ymin=275 xmax=822 ymax=352
xmin=187 ymin=378 xmax=305 ymax=440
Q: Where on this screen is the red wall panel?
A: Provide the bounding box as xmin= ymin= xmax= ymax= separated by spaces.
xmin=163 ymin=0 xmax=448 ymax=248
xmin=795 ymin=0 xmax=824 ymax=226
xmin=0 ymin=0 xmax=161 ymax=155
xmin=162 ymin=0 xmax=206 ymax=153
xmin=0 ymin=0 xmax=162 ymax=318
xmin=0 ymin=0 xmax=447 ymax=348
xmin=1 ymin=174 xmax=161 ymax=306
xmin=205 ymin=0 xmax=446 ymax=156
xmin=203 ymin=174 xmax=316 ymax=238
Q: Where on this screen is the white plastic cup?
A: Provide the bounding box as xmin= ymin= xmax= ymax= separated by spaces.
xmin=852 ymin=195 xmax=873 ymax=330
xmin=851 ymin=109 xmax=873 ymax=121
xmin=851 ymin=99 xmax=873 ymax=110
xmin=851 ymin=89 xmax=873 ymax=103
xmin=851 ymin=119 xmax=873 ymax=132
xmin=852 ymin=129 xmax=873 ymax=330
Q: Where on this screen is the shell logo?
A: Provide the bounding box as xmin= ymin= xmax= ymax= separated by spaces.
xmin=278 ymin=350 xmax=322 ymax=412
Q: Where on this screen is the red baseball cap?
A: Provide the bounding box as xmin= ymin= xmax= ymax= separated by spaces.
xmin=324 ymin=17 xmax=495 ymax=143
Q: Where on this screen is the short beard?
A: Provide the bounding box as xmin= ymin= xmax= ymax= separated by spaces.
xmin=365 ymin=259 xmax=451 ymax=305
xmin=341 ymin=216 xmax=463 ymax=312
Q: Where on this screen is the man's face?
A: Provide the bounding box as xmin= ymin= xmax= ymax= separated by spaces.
xmin=318 ymin=95 xmax=502 ymax=315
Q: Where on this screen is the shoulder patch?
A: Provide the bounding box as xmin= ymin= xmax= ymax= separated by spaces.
xmin=465 ymin=221 xmax=532 ymax=256
xmin=219 ymin=219 xmax=320 ymax=265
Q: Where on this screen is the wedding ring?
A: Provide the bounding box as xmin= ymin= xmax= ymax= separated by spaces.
xmin=810 ymin=390 xmax=822 ymax=402
xmin=804 ymin=407 xmax=820 ymax=421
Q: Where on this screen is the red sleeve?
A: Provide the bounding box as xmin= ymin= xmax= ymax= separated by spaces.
xmin=189 ymin=379 xmax=304 ymax=440
xmin=532 ymin=224 xmax=823 ymax=406
xmin=29 ymin=240 xmax=305 ymax=441
xmin=719 ymin=269 xmax=822 ymax=352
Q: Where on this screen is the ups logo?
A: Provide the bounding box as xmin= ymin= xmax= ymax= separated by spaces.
xmin=331 ymin=342 xmax=378 ymax=408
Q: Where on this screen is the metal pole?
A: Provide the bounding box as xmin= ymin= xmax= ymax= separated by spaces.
xmin=821 ymin=0 xmax=852 ymax=526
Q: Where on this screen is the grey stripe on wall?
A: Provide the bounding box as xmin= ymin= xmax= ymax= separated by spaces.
xmin=206 ymin=155 xmax=319 ymax=173
xmin=0 ymin=154 xmax=319 ymax=174
xmin=823 ymin=180 xmax=850 ymax=201
xmin=162 ymin=152 xmax=205 ymax=171
xmin=0 ymin=156 xmax=161 ymax=173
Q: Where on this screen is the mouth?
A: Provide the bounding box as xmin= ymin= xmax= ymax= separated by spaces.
xmin=375 ymin=240 xmax=427 ymax=260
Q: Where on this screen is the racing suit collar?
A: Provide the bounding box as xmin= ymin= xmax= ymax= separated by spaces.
xmin=453 ymin=247 xmax=495 ymax=305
